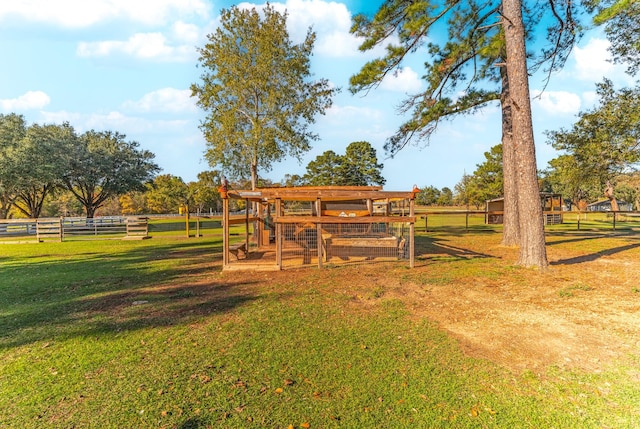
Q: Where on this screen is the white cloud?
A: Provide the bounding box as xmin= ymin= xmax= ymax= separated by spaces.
xmin=172 ymin=21 xmax=200 ymax=44
xmin=570 ymin=36 xmax=634 ymax=86
xmin=325 ymin=104 xmax=384 ymax=123
xmin=0 ymin=91 xmax=50 ymax=111
xmin=122 ymin=88 xmax=196 ymax=113
xmin=572 ymin=38 xmax=614 ymax=81
xmin=237 ymin=0 xmax=389 ymax=58
xmin=532 ymin=90 xmax=581 ymax=115
xmin=40 ymin=110 xmax=189 ymax=134
xmin=77 ymin=32 xmax=197 ymax=62
xmin=0 ymin=0 xmax=210 ymax=28
xmin=379 ymin=67 xmax=423 ymax=93
xmin=581 ymin=91 xmax=599 ymax=107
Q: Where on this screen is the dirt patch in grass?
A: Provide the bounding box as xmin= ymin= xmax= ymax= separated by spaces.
xmin=213 ymin=231 xmax=640 ymax=374
xmin=392 ymin=232 xmax=640 ymax=373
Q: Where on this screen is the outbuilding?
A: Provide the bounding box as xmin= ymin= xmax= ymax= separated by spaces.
xmin=220 ymin=185 xmax=419 ymax=271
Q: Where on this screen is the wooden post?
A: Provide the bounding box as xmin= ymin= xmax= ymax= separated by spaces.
xmin=316 ymin=197 xmax=323 ymax=268
xmin=245 ymin=199 xmax=250 ymax=251
xmin=222 ymin=198 xmax=229 ymax=268
xmin=410 ymin=198 xmax=415 ymax=268
xmin=276 ymin=198 xmax=283 ymax=270
xmin=185 ymin=204 xmax=190 ymax=238
xmin=613 ymin=211 xmax=617 ymax=230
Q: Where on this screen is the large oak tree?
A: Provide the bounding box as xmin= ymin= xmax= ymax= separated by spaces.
xmin=0 ymin=114 xmax=26 ymax=218
xmin=11 ymin=122 xmax=76 ymax=218
xmin=63 ymin=130 xmax=159 ymax=218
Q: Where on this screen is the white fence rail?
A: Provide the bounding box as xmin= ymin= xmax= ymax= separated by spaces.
xmin=0 ymin=217 xmax=147 ymax=242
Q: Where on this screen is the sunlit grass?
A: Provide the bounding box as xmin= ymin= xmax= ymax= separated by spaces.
xmin=1 ymin=232 xmax=639 ymax=428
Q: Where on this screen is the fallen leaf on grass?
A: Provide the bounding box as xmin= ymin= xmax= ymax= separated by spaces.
xmin=275 ymin=388 xmax=284 ymax=394
xmin=300 ymin=423 xmax=310 ymax=428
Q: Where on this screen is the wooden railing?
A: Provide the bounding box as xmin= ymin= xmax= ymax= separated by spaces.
xmin=0 ymin=217 xmax=148 ymax=242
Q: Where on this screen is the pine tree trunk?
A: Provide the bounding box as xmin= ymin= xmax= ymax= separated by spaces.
xmin=502 ymin=0 xmax=548 ymax=269
xmin=500 ymin=66 xmax=520 ymax=247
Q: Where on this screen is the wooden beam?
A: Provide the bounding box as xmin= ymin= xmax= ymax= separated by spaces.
xmin=275 ymin=215 xmax=416 ymax=224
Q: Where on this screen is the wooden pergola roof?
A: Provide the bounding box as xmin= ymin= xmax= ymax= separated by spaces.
xmin=228 ymin=185 xmax=419 ymax=202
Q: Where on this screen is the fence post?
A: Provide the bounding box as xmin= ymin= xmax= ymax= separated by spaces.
xmin=60 ymin=217 xmax=64 ymax=242
xmin=613 ymin=212 xmax=616 ymax=230
xmin=185 ymin=205 xmax=190 ymax=238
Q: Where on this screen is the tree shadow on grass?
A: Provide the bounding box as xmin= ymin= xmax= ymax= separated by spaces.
xmin=414 ymin=235 xmax=494 ymax=261
xmin=544 ymin=230 xmax=640 ymax=247
xmin=0 ymin=239 xmax=268 ymax=349
xmin=550 ymin=241 xmax=640 ymax=265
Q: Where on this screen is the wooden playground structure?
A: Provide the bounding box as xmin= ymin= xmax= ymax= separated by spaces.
xmin=220 ymin=185 xmax=419 ymax=271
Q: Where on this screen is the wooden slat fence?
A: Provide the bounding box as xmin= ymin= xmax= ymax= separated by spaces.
xmin=0 ymin=216 xmax=148 ymax=242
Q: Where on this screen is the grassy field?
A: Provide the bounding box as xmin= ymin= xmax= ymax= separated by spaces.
xmin=1 ymin=230 xmax=639 ymax=428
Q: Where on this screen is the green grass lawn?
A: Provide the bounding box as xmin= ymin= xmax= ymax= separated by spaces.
xmin=1 ymin=234 xmax=639 ymax=428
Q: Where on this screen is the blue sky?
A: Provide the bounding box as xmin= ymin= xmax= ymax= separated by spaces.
xmin=0 ymin=0 xmax=635 ymax=191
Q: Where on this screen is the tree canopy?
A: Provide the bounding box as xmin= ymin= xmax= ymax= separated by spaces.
xmin=188 ymin=170 xmax=224 ymax=214
xmin=589 ymin=0 xmax=640 ymax=74
xmin=191 ymin=4 xmax=336 ymax=190
xmin=546 ymin=79 xmax=640 ymax=210
xmin=0 ymin=114 xmax=158 ymax=218
xmin=303 ymin=141 xmax=385 ymax=186
xmin=349 ymin=0 xmax=580 ymax=155
xmin=415 ymin=185 xmax=453 ymax=206
xmin=63 ymin=130 xmax=159 ymax=218
xmin=11 ymin=122 xmax=76 ymax=218
xmin=451 ymin=144 xmax=504 ymax=208
xmin=145 ymin=174 xmax=188 ymax=214
xmin=0 ymin=114 xmax=26 ymax=218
